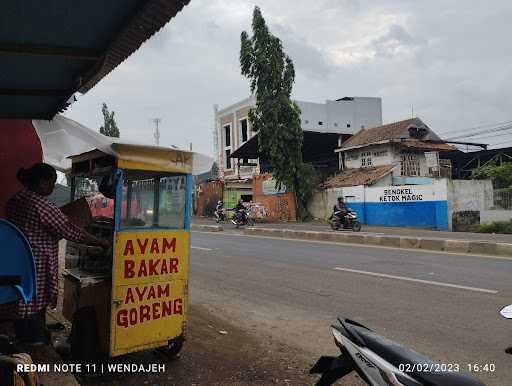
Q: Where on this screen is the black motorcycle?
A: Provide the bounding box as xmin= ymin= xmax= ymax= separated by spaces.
xmin=329 ymin=208 xmax=362 ymax=232
xmin=231 ymin=208 xmax=255 ymax=228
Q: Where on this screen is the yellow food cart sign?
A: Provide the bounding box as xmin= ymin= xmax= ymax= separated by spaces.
xmin=110 ymin=230 xmax=189 ymax=356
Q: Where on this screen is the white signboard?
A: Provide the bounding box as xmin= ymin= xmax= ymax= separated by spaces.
xmin=365 ymin=183 xmax=447 ymax=203
xmin=262 ymin=178 xmax=287 ymax=195
xmin=425 ymin=151 xmax=439 ymax=169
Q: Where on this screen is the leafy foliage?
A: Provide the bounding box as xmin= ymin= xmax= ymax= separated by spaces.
xmin=99 ymin=103 xmax=120 ymax=138
xmin=211 ymin=162 xmax=219 ymax=179
xmin=470 ymin=220 xmax=512 ymax=234
xmin=240 ymin=6 xmax=315 ymax=219
xmin=471 ymin=162 xmax=512 ymax=189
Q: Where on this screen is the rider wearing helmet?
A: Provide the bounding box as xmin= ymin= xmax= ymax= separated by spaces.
xmin=215 ymin=200 xmax=224 ymax=220
xmin=233 ymin=198 xmax=246 ymax=223
xmin=333 ymin=196 xmax=348 ymax=225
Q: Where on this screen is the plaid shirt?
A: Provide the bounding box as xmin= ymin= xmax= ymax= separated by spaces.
xmin=4 ymin=189 xmax=87 ymax=317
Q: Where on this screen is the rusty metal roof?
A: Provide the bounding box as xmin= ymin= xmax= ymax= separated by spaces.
xmin=321 ymin=165 xmax=395 ymax=188
xmin=0 ymin=0 xmax=190 ymax=119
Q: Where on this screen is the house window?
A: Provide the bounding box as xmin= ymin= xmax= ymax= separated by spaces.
xmin=361 ymin=151 xmax=372 ymax=167
xmin=240 ymin=118 xmax=248 ymax=143
xmin=318 ymin=121 xmax=323 ymax=126
xmin=401 ymin=153 xmax=420 ymax=176
xmin=225 ymin=149 xmax=232 ymax=169
xmin=223 ymin=123 xmax=232 ymax=169
xmin=224 ymin=124 xmax=231 ymax=147
xmin=347 ymin=123 xmax=351 ymax=128
xmin=372 ymin=150 xmax=388 ymax=157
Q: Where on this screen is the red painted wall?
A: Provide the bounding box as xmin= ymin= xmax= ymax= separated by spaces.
xmin=0 ymin=120 xmax=43 ymax=218
xmin=253 ymin=174 xmax=297 ymax=222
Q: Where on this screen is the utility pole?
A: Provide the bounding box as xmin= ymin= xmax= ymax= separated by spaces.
xmin=151 ymin=117 xmax=162 ymax=146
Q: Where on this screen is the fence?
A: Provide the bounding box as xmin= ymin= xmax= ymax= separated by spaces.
xmin=494 ymin=190 xmax=512 ymax=209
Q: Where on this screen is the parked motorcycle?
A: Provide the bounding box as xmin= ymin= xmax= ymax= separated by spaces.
xmin=329 ymin=209 xmax=362 ymax=232
xmin=499 ymin=304 xmax=512 ymax=355
xmin=231 ymin=208 xmax=255 ymax=228
xmin=310 ymin=317 xmax=485 ymax=386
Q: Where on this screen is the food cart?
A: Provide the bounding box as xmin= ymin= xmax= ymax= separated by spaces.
xmin=62 ymin=142 xmax=192 ymax=359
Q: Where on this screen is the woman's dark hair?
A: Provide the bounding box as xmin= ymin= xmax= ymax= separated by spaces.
xmin=17 ymin=163 xmax=57 ymax=189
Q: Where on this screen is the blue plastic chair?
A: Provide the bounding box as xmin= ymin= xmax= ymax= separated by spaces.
xmin=0 ymin=219 xmax=36 ymax=304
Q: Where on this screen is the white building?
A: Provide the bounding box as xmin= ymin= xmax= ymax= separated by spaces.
xmin=324 ymin=117 xmax=455 ymax=188
xmin=214 ymin=95 xmax=382 ymax=181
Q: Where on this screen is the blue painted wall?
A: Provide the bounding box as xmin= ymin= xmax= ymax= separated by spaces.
xmin=346 ymin=201 xmax=448 ymax=230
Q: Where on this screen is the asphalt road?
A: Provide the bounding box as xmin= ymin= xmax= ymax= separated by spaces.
xmin=189 ymin=231 xmax=512 ymax=386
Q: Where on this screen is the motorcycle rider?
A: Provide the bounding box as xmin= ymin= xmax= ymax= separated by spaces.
xmin=232 ymin=198 xmax=246 ymax=224
xmin=215 ymin=200 xmax=224 ymax=221
xmin=333 ymin=196 xmax=348 ymax=226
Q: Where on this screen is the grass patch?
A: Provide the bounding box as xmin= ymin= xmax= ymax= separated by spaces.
xmin=470 ymin=220 xmax=512 ymax=234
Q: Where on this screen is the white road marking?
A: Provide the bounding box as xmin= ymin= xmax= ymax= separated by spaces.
xmin=333 ymin=267 xmax=499 ymax=294
xmin=191 ymin=246 xmax=213 ymax=251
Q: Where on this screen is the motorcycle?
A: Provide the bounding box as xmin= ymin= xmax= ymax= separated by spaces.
xmin=310 ymin=317 xmax=485 ymax=386
xmin=214 ymin=208 xmax=226 ymax=223
xmin=499 ymin=304 xmax=512 ymax=355
xmin=329 ymin=209 xmax=362 ymax=232
xmin=231 ymin=208 xmax=255 ymax=228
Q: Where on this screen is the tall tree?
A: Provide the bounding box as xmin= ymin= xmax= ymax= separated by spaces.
xmin=240 ymin=6 xmax=315 ymax=218
xmin=99 ymin=103 xmax=120 ymax=138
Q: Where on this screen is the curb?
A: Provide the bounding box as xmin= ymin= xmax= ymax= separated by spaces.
xmin=242 ymin=227 xmax=512 ymax=258
xmin=191 ymin=224 xmax=223 ymax=232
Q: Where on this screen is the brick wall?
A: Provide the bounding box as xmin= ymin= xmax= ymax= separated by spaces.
xmin=196 ymin=180 xmax=224 ymax=217
xmin=252 ymin=174 xmax=297 ymax=222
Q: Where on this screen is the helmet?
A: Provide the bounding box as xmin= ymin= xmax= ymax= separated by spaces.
xmin=337 ymin=196 xmax=344 ymax=202
xmin=218 ymin=200 xmax=222 ymax=205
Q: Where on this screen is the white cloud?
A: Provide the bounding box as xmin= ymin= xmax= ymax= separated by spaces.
xmin=65 ymin=0 xmax=512 ymax=156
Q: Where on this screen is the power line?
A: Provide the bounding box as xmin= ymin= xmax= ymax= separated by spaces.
xmin=439 ymin=119 xmax=512 ymax=137
xmin=446 ymin=122 xmax=512 ymax=140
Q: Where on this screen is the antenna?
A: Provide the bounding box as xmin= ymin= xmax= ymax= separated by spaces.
xmin=411 ymin=104 xmax=414 ymax=118
xmin=151 ymin=118 xmax=162 ymax=146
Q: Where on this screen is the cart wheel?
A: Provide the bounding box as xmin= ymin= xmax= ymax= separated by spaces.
xmin=158 ymin=334 xmax=184 ymax=360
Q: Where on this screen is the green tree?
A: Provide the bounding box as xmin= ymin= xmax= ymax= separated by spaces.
xmin=472 ymin=162 xmax=512 ymax=189
xmin=99 ymin=103 xmax=120 ymax=138
xmin=240 ymin=6 xmax=315 ymax=219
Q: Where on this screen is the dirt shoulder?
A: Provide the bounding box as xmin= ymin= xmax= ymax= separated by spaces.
xmin=69 ymin=304 xmax=314 ymax=386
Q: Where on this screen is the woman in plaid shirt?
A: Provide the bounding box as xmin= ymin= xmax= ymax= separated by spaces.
xmin=4 ymin=163 xmax=109 ymax=345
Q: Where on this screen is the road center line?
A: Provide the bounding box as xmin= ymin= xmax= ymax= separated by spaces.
xmin=191 ymin=246 xmax=213 ymax=251
xmin=333 ymin=267 xmax=499 ymax=294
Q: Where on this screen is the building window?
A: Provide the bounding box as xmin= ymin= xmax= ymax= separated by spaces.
xmin=240 ymin=118 xmax=248 ymax=143
xmin=361 ymin=151 xmax=372 ymax=167
xmin=347 ymin=123 xmax=351 ymax=128
xmin=304 ymin=119 xmax=309 ymax=124
xmin=401 ymin=153 xmax=420 ymax=176
xmin=224 ymin=124 xmax=231 ymax=147
xmin=223 ymin=123 xmax=232 ymax=170
xmin=372 ymin=150 xmax=388 ymax=157
xmin=334 ymin=123 xmax=338 ymax=127
xmin=225 ymin=149 xmax=232 ymax=169
xmin=318 ymin=121 xmax=323 ymax=126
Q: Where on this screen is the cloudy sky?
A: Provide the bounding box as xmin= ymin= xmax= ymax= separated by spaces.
xmin=65 ymin=0 xmax=512 ymax=155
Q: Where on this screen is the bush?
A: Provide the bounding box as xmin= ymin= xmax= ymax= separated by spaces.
xmin=470 ymin=220 xmax=512 ymax=234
